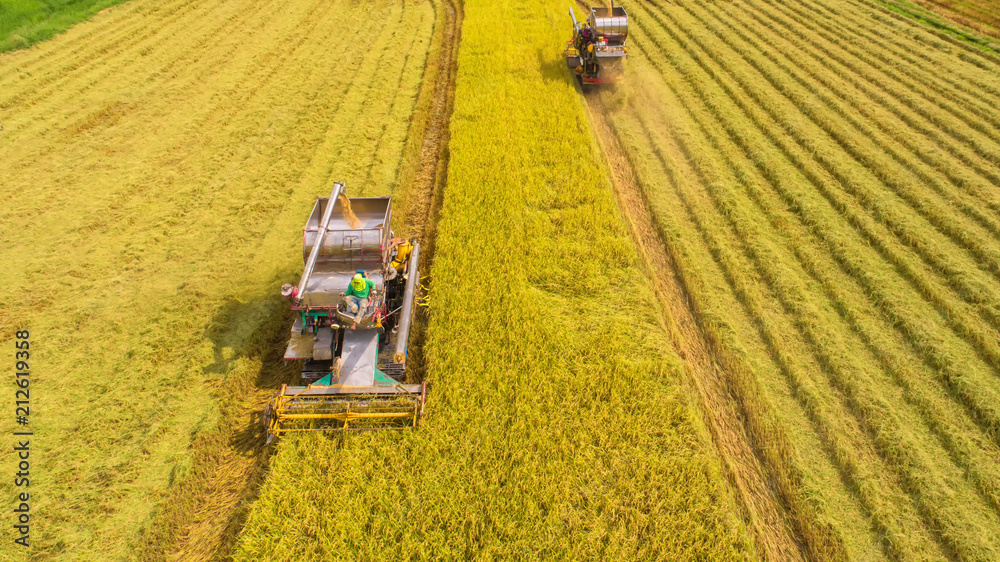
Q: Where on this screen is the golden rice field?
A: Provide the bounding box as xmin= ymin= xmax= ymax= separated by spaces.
xmin=4 ymin=0 xmax=1000 ymax=557
xmin=595 ymin=0 xmax=1000 ymax=558
xmin=232 ymin=0 xmax=752 ymax=557
xmin=0 ymin=0 xmax=440 ymax=557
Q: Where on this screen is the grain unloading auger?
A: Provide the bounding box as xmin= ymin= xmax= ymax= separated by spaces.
xmin=565 ymin=3 xmax=628 ymax=86
xmin=263 ymin=183 xmax=426 ymax=442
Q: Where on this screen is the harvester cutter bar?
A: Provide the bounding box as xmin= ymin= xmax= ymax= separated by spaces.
xmin=264 ymin=382 xmax=427 ymax=441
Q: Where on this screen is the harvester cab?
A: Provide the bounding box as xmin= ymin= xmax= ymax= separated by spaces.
xmin=263 ymin=182 xmax=426 ymax=442
xmin=566 ymin=3 xmax=628 ymax=86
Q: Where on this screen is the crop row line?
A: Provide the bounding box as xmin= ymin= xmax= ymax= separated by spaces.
xmin=698 ymin=138 xmax=1000 ymax=560
xmin=613 ymin=83 xmax=850 ymax=559
xmin=727 ymin=0 xmax=1000 ymax=226
xmin=597 ymin=99 xmax=811 ymax=561
xmin=636 ymin=0 xmax=1000 ymax=381
xmin=784 ymin=3 xmax=1000 ymax=131
xmin=844 ymin=0 xmax=1000 ymax=79
xmin=669 ymin=0 xmax=1000 ymax=346
xmin=632 ymin=0 xmax=1000 ymax=520
xmin=719 ymin=137 xmax=1000 ymax=523
xmin=649 ymin=0 xmax=1000 ymax=291
xmin=765 ymin=0 xmax=1000 ymax=178
xmin=626 ymin=88 xmax=946 ymax=560
xmin=627 ymin=22 xmax=1000 ymax=557
xmin=784 ymin=0 xmax=1000 ymax=119
xmin=623 ymin=28 xmax=1000 ymax=552
xmin=804 ymin=0 xmax=1000 ymax=109
xmin=706 ymin=148 xmax=1000 ymax=560
xmin=632 ymin=1 xmax=1000 ymax=445
xmin=681 ymin=87 xmax=1000 ymax=549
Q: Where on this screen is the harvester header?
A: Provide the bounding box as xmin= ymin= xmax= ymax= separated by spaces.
xmin=264 ymin=182 xmax=425 ymax=441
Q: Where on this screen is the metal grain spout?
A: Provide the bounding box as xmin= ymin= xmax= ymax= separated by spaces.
xmin=295 ymin=182 xmax=344 ymax=302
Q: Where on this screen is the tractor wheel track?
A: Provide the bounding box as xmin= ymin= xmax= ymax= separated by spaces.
xmin=585 ymin=93 xmax=808 ymax=562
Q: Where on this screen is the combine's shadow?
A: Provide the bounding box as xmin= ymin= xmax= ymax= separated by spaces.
xmin=537 ymin=47 xmax=575 ymax=86
xmin=171 ymin=287 xmax=300 ymax=557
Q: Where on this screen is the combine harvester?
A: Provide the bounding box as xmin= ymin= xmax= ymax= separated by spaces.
xmin=565 ymin=3 xmax=629 ymax=86
xmin=263 ymin=182 xmax=426 ymax=442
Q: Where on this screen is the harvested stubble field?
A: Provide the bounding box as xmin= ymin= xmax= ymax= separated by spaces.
xmin=233 ymin=0 xmax=754 ymax=558
xmin=0 ymin=0 xmax=441 ymax=557
xmin=593 ymin=0 xmax=1000 ymax=559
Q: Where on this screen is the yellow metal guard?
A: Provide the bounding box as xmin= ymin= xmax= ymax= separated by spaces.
xmin=264 ymin=383 xmax=426 ymax=442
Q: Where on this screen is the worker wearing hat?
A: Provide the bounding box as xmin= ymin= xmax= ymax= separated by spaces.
xmin=341 ymin=273 xmax=376 ymax=329
xmin=385 ymin=238 xmax=413 ymax=281
xmin=579 ymin=23 xmax=594 ymax=45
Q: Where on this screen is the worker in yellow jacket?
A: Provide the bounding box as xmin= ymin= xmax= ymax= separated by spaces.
xmin=386 ymin=238 xmax=414 ymax=281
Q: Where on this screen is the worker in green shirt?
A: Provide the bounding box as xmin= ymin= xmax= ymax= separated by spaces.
xmin=342 ymin=273 xmax=376 ymax=329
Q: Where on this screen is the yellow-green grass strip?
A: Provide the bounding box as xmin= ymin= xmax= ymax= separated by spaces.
xmin=0 ymin=0 xmax=136 ymax=52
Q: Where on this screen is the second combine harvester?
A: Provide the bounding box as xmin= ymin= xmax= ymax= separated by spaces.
xmin=263 ymin=182 xmax=426 ymax=442
xmin=566 ymin=3 xmax=629 ymax=86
